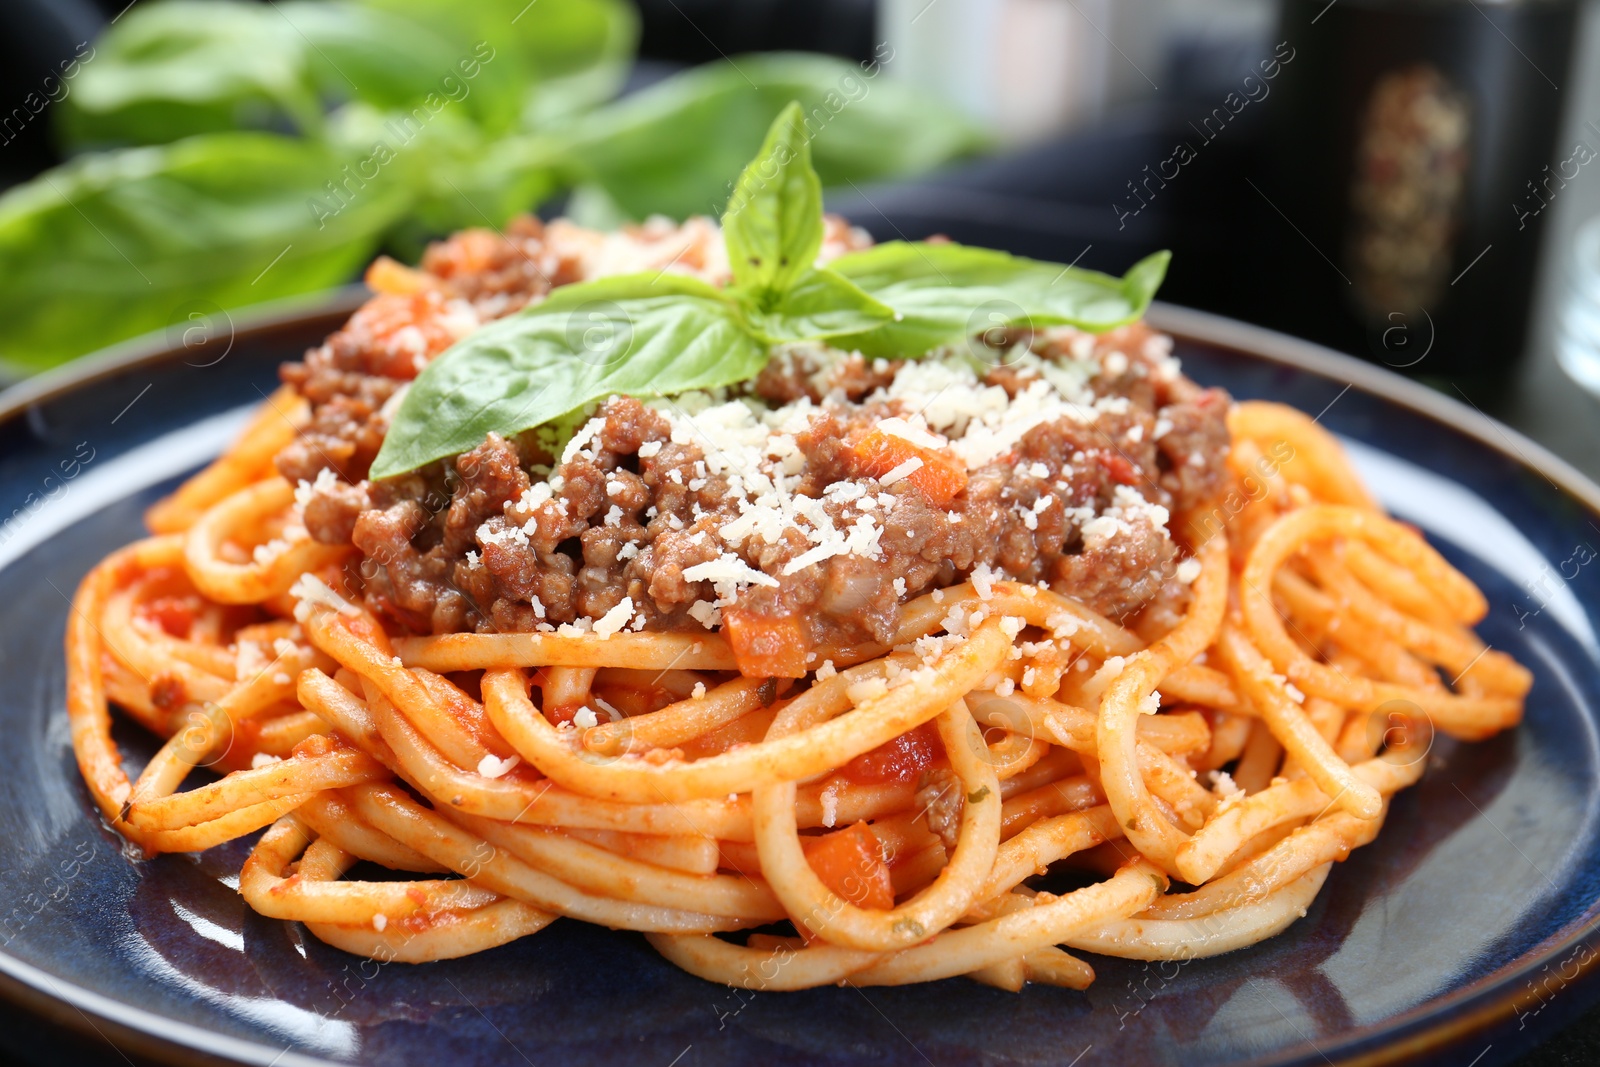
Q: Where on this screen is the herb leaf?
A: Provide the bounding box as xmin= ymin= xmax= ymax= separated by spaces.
xmin=370 ymin=103 xmax=1170 ymax=480
xmin=826 ymin=243 xmax=1172 ymax=356
xmin=553 ymin=53 xmax=988 ymax=223
xmin=369 ymin=274 xmax=765 ymax=479
xmin=722 ymin=101 xmax=822 ymax=303
xmin=0 ymin=133 xmax=418 ymax=374
xmin=60 ymin=1 xmax=328 ymax=148
xmin=746 ymin=268 xmax=894 ymax=343
xmin=363 ymin=0 xmax=638 ymax=134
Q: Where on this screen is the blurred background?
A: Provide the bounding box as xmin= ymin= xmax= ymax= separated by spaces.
xmin=2 ymin=0 xmax=1600 ymax=1064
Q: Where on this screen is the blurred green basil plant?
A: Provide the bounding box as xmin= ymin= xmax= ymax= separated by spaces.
xmin=0 ymin=0 xmax=985 ymax=374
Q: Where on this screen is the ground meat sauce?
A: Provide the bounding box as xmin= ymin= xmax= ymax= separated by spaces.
xmin=283 ymin=216 xmax=1230 ymax=666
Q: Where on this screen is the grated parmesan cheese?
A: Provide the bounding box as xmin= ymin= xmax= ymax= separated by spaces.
xmin=846 ymin=677 xmax=889 ymax=704
xmin=1080 ymin=655 xmax=1127 ymax=703
xmin=289 ymin=574 xmax=360 ymax=621
xmin=477 ymin=753 xmax=521 ymax=778
xmin=592 ymin=597 xmax=633 ymax=638
xmin=293 ymin=467 xmax=340 ymax=510
xmin=1208 ymin=770 xmax=1246 ymax=813
xmin=683 ymin=554 xmax=780 ymax=588
xmin=782 ymin=541 xmax=847 ymax=576
xmin=874 ymin=415 xmax=946 ymax=449
xmin=687 ymin=600 xmax=722 ymax=629
xmin=970 ymin=563 xmax=998 ymax=600
xmin=877 ymin=456 xmax=923 ymax=486
xmin=820 ymin=783 xmax=840 ymax=828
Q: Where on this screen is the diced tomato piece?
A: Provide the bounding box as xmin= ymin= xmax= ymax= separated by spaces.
xmin=142 ymin=595 xmax=198 ymax=638
xmin=723 ymin=609 xmax=809 ymax=679
xmin=849 ymin=429 xmax=968 ymax=506
xmin=837 ymin=722 xmax=942 ymax=785
xmin=1098 ymin=450 xmax=1141 ymax=486
xmin=347 ymin=293 xmax=462 ymax=380
xmin=543 ymin=704 xmax=582 ymax=726
xmin=802 ymin=822 xmax=894 ymax=910
xmin=678 ymin=706 xmax=779 ymax=759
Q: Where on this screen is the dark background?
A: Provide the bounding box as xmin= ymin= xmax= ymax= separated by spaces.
xmin=3 ymin=0 xmax=1600 ymax=1063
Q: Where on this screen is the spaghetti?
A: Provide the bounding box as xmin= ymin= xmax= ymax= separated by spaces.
xmin=65 ymin=214 xmax=1530 ymax=992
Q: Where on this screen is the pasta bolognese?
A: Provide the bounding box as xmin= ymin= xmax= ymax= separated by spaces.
xmin=65 ymin=107 xmax=1530 ymax=992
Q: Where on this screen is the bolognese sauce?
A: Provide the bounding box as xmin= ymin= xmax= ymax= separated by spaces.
xmin=283 ymin=215 xmax=1228 ymax=676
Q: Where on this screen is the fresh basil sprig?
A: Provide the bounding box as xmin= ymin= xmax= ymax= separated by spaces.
xmin=724 ymin=104 xmax=894 ymax=340
xmin=372 ymin=102 xmax=891 ymax=477
xmin=827 ymin=242 xmax=1172 ymax=357
xmin=371 ymin=101 xmax=1170 ymax=479
xmin=722 ymin=98 xmax=824 ymax=302
xmin=372 ymin=276 xmax=768 ymax=476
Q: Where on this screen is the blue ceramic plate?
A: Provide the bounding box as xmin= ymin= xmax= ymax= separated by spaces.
xmin=3 ymin=297 xmax=1599 ymax=1067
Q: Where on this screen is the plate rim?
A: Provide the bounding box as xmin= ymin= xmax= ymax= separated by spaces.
xmin=1 ymin=295 xmax=1598 ymax=1067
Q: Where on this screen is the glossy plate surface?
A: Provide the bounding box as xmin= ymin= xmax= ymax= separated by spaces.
xmin=2 ymin=299 xmax=1599 ymax=1067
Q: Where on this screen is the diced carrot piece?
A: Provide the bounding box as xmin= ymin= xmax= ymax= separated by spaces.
xmin=849 ymin=429 xmax=968 ymax=506
xmin=802 ymin=822 xmax=894 ymax=911
xmin=364 ymin=255 xmax=433 ymax=295
xmin=723 ymin=609 xmax=809 ymax=678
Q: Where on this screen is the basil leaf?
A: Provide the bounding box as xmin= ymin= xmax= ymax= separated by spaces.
xmin=828 ymin=244 xmax=1172 ymax=356
xmin=512 ymin=0 xmax=638 ymax=127
xmin=60 ymin=0 xmax=326 ymax=148
xmin=60 ymin=0 xmax=528 ymax=148
xmin=371 ymin=275 xmax=764 ymax=479
xmin=363 ymin=0 xmax=637 ymax=133
xmin=552 ymin=53 xmax=988 ymax=222
xmin=0 ymin=133 xmax=419 ymax=373
xmin=532 ymin=271 xmax=736 ymax=311
xmin=279 ymin=3 xmax=509 ymax=130
xmin=745 ymin=267 xmax=894 ymax=343
xmin=722 ymin=101 xmax=821 ymax=303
